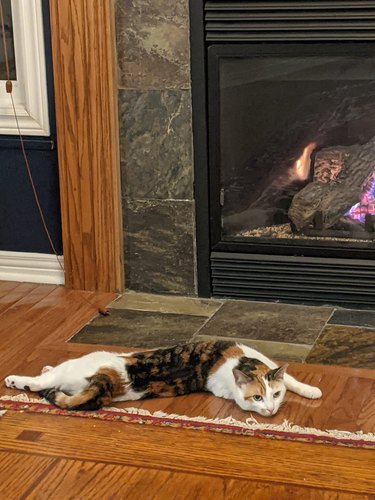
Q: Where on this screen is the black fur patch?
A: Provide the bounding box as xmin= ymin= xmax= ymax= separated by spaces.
xmin=127 ymin=341 xmax=236 ymax=398
xmin=236 ymin=357 xmax=263 ymax=374
xmin=39 ymin=388 xmax=58 ymax=404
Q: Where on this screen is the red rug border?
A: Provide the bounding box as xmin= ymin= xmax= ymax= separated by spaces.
xmin=0 ymin=398 xmax=373 ymax=449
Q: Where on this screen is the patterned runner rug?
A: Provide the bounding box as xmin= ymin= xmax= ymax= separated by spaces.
xmin=0 ymin=394 xmax=374 ymax=449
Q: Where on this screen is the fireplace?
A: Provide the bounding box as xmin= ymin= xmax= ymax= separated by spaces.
xmin=212 ymin=44 xmax=375 ymax=241
xmin=190 ymin=1 xmax=375 ymax=306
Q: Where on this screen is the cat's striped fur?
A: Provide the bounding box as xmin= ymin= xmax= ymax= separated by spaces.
xmin=5 ymin=341 xmax=322 ymax=417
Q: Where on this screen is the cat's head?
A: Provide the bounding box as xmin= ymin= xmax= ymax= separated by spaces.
xmin=232 ymin=363 xmax=288 ymax=417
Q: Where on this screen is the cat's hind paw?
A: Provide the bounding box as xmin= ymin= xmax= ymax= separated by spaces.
xmin=4 ymin=375 xmax=41 ymax=392
xmin=5 ymin=375 xmax=22 ymax=389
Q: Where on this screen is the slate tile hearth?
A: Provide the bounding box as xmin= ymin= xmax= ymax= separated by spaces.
xmin=69 ymin=293 xmax=375 ymax=369
xmin=70 ymin=309 xmax=208 ymax=349
xmin=306 ymin=325 xmax=375 ymax=369
xmin=111 ymin=292 xmax=223 ymax=317
xmin=328 ymin=308 xmax=375 ymax=329
xmin=196 ymin=301 xmax=332 ymax=345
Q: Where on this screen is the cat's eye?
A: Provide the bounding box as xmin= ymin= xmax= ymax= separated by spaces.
xmin=273 ymin=391 xmax=281 ymax=399
xmin=253 ymin=395 xmax=263 ymax=401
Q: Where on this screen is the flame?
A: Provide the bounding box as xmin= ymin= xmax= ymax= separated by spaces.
xmin=346 ymin=170 xmax=375 ymax=222
xmin=293 ymin=142 xmax=316 ymax=181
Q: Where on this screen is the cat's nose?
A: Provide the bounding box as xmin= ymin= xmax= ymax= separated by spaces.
xmin=265 ymin=409 xmax=273 ymax=415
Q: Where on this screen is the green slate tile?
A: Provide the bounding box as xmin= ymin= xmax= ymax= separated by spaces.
xmin=70 ymin=309 xmax=207 ymax=349
xmin=198 ymin=300 xmax=332 ymax=344
xmin=328 ymin=308 xmax=375 ymax=329
xmin=306 ymin=325 xmax=375 ymax=369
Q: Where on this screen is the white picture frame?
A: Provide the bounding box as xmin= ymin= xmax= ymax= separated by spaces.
xmin=0 ymin=0 xmax=50 ymax=136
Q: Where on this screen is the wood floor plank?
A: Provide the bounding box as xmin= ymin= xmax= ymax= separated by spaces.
xmin=0 ymin=282 xmax=40 ymax=316
xmin=0 ymin=280 xmax=23 ymax=298
xmin=0 ymin=450 xmax=56 ymax=499
xmin=0 ymin=290 xmax=115 ymax=375
xmin=222 ymin=480 xmax=370 ymax=500
xmin=25 ymin=460 xmax=221 ymax=500
xmin=38 ymin=290 xmax=116 ymax=347
xmin=0 ymin=284 xmax=59 ymax=338
xmin=24 ymin=459 xmax=369 ymax=500
xmin=0 ymin=288 xmax=75 ymax=371
xmin=287 ymin=362 xmax=375 ymax=381
xmin=356 ymin=380 xmax=375 ymax=432
xmin=0 ymin=411 xmax=373 ymax=494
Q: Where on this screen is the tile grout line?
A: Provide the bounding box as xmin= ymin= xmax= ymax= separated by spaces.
xmin=190 ymin=301 xmax=226 ymax=341
xmin=304 ymin=308 xmax=338 ymax=365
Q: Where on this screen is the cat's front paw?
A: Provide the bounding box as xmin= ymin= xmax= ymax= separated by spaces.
xmin=303 ymin=386 xmax=322 ymax=399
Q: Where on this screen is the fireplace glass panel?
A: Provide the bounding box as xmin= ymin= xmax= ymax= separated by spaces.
xmin=219 ymin=54 xmax=375 ymax=244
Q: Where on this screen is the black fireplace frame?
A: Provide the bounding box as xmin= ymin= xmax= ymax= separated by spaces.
xmin=189 ymin=0 xmax=375 ymax=306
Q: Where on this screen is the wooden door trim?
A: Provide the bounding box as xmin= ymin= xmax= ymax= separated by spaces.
xmin=48 ymin=0 xmax=123 ymax=293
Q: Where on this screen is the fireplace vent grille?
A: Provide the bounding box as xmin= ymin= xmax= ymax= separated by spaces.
xmin=211 ymin=252 xmax=375 ymax=306
xmin=205 ymin=1 xmax=375 ymax=41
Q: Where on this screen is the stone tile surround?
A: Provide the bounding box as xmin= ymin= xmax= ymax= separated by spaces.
xmin=70 ymin=292 xmax=375 ymax=369
xmin=116 ymin=0 xmax=196 ymax=296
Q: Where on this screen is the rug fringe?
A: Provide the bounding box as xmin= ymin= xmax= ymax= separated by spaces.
xmin=1 ymin=393 xmax=374 ymax=444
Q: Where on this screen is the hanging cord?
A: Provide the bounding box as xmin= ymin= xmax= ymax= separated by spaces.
xmin=0 ymin=1 xmax=108 ymax=315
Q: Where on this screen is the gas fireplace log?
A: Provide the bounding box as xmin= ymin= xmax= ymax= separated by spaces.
xmin=288 ymin=182 xmax=331 ymax=230
xmin=288 ymin=137 xmax=375 ymax=230
xmin=313 ymin=148 xmax=348 ymax=183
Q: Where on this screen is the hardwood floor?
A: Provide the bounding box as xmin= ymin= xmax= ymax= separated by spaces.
xmin=0 ymin=282 xmax=374 ymax=499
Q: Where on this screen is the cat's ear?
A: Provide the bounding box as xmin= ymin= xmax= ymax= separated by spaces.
xmin=233 ymin=369 xmax=254 ymax=387
xmin=267 ymin=364 xmax=288 ymax=381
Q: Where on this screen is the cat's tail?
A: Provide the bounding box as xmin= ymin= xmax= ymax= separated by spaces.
xmin=39 ymin=372 xmax=115 ymax=411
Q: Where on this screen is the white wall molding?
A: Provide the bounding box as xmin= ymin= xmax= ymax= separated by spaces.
xmin=0 ymin=251 xmax=64 ymax=284
xmin=0 ymin=0 xmax=50 ymax=135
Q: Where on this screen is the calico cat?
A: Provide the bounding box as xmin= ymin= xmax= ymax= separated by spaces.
xmin=4 ymin=340 xmax=322 ymax=417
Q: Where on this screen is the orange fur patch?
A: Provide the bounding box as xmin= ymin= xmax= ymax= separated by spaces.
xmin=148 ymin=381 xmax=175 ymax=397
xmin=208 ymin=344 xmax=245 ymax=375
xmin=243 ymin=380 xmax=266 ymax=399
xmin=252 ymin=364 xmax=269 ymax=378
xmin=55 ymin=389 xmax=102 ymax=409
xmin=223 ymin=345 xmax=245 ymax=359
xmin=123 ymin=356 xmax=138 ymax=366
xmin=269 ymin=379 xmax=282 ymax=390
xmin=97 ymin=368 xmax=126 ymax=398
xmin=54 ymin=368 xmax=124 ymax=409
xmin=180 ymin=350 xmax=190 ymax=363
